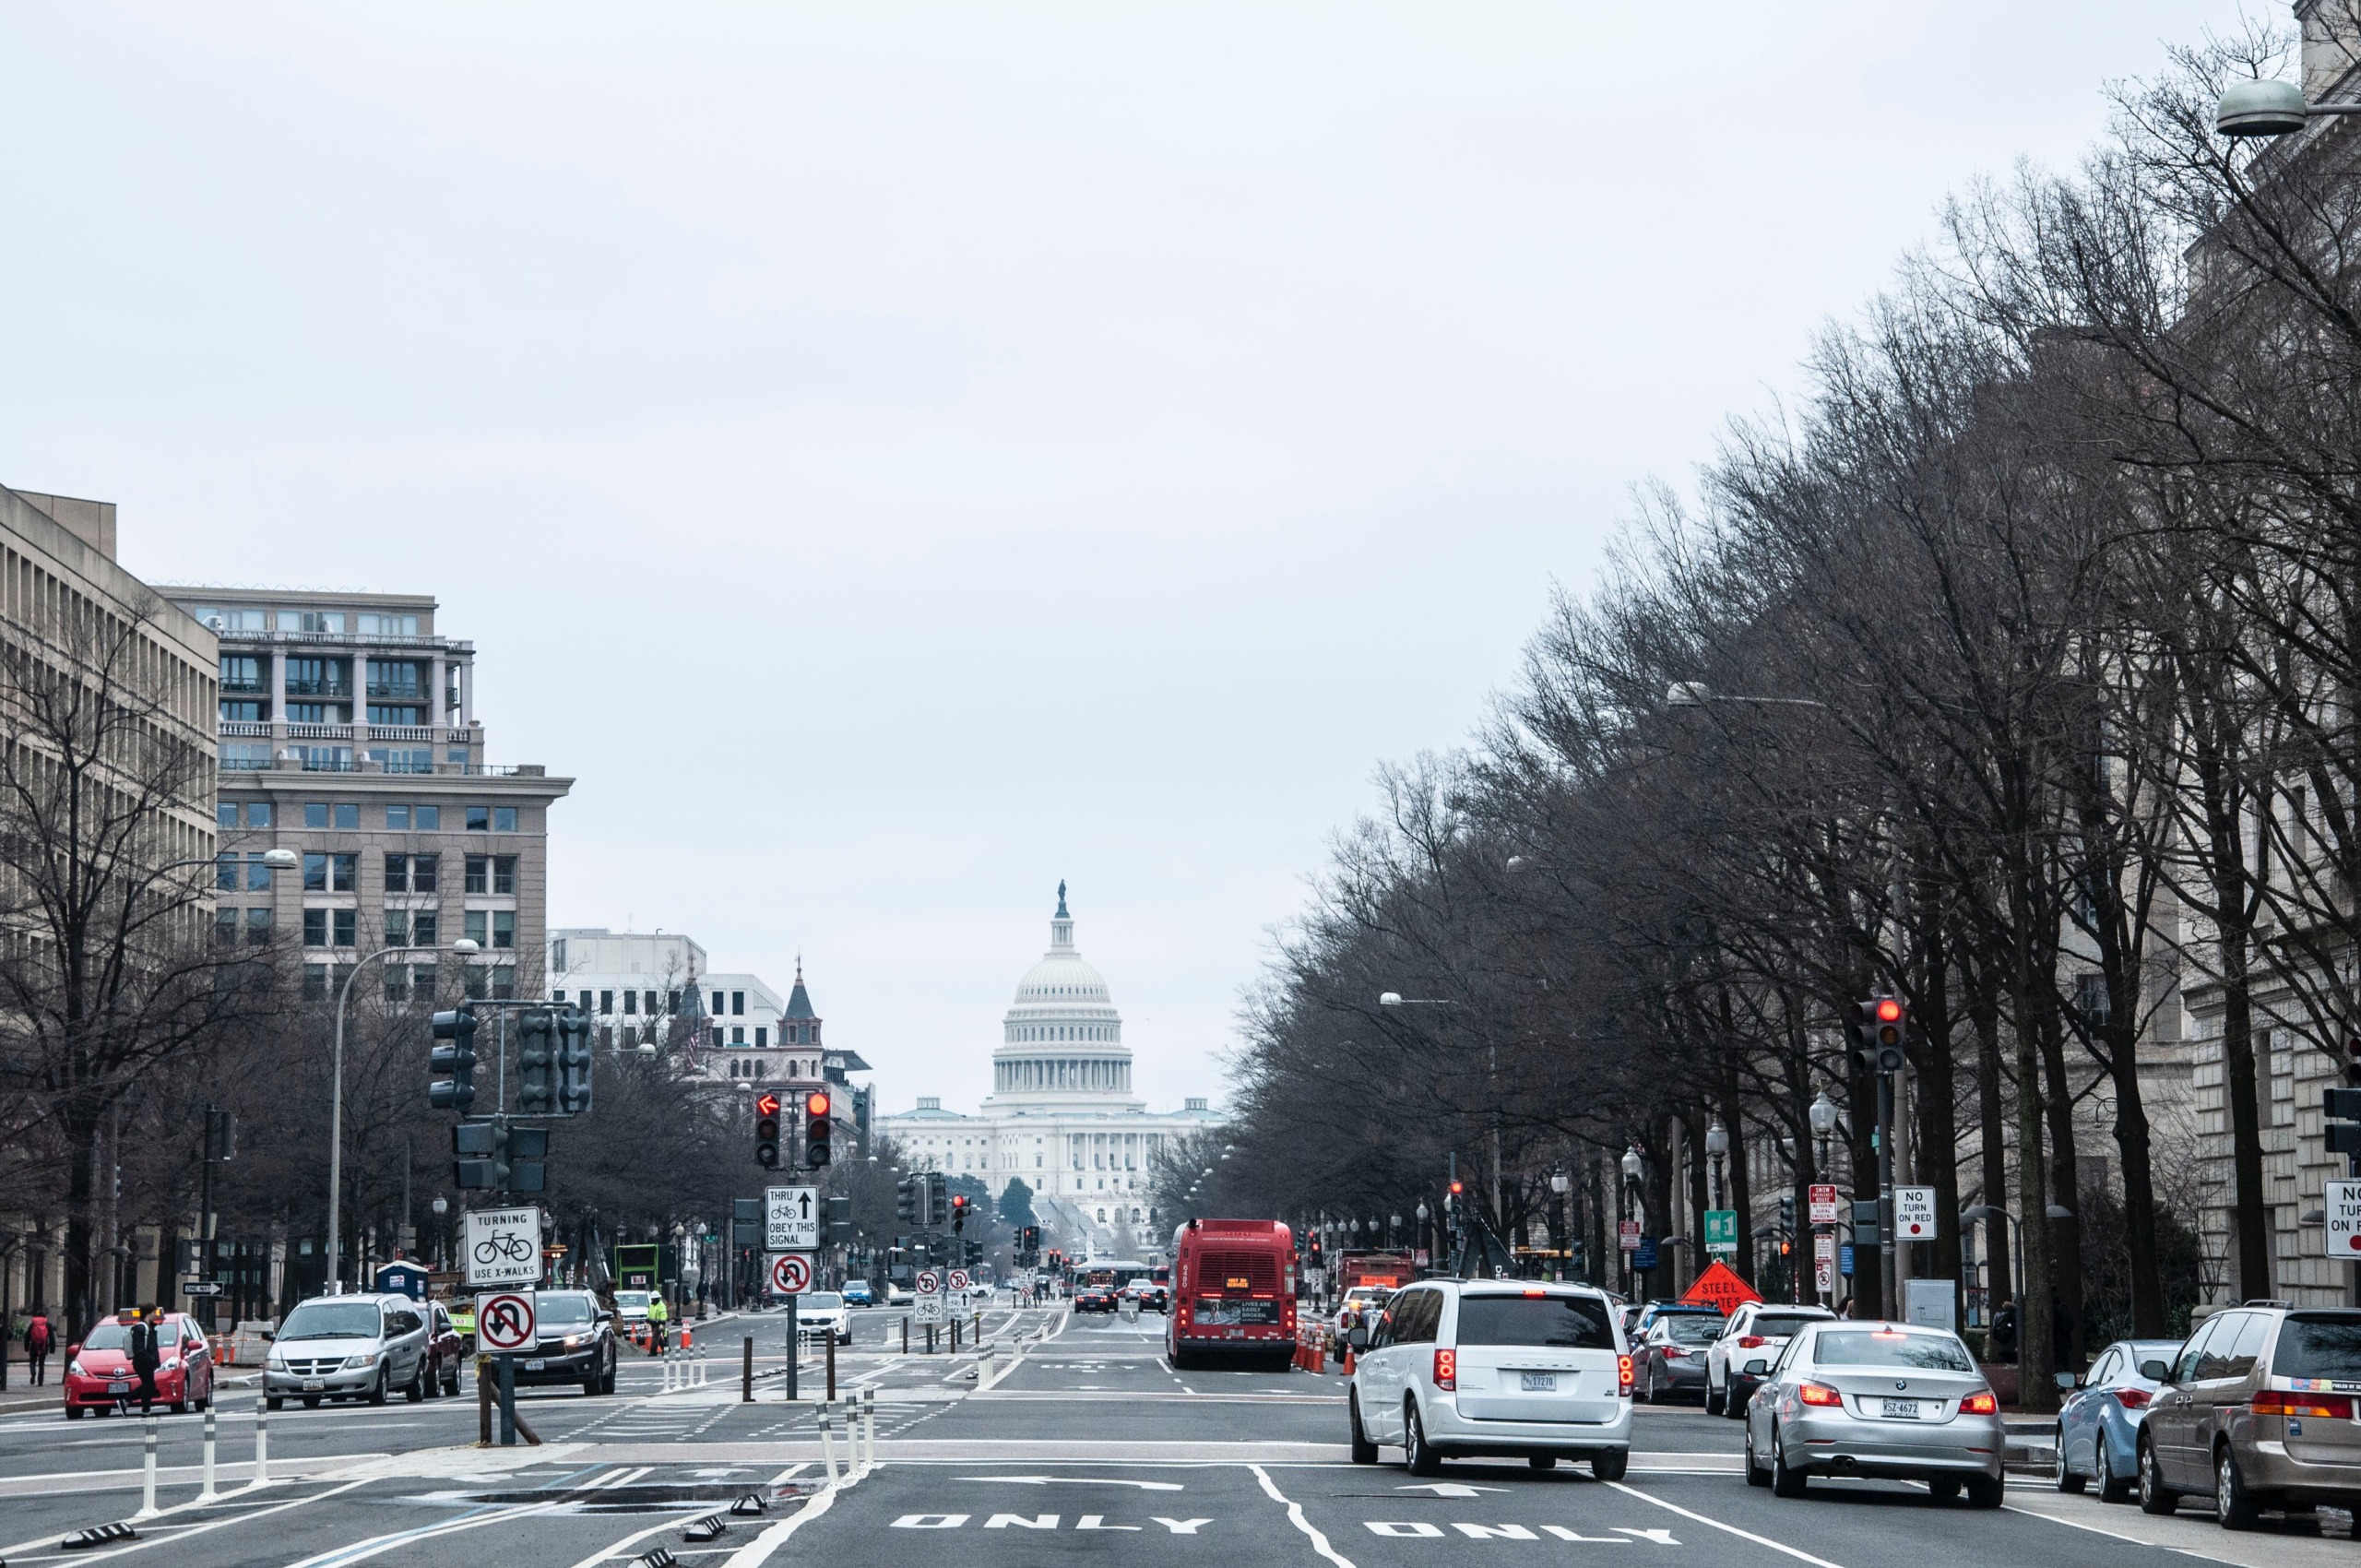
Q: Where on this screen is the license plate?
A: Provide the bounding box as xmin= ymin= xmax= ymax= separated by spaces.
xmin=1520 ymin=1372 xmax=1558 ymax=1392
xmin=525 ymin=1360 xmax=546 ymax=1372
xmin=108 ymin=1381 xmax=129 ymax=1395
xmin=1880 ymin=1398 xmax=1921 ymax=1420
xmin=302 ymin=1380 xmax=324 ymax=1392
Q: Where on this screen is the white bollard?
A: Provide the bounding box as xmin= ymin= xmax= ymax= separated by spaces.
xmin=253 ymin=1396 xmax=269 ymax=1488
xmin=200 ymin=1406 xmax=219 ymax=1502
xmin=818 ymin=1401 xmax=838 ymax=1484
xmin=862 ymin=1386 xmax=877 ymax=1472
xmin=137 ymin=1416 xmax=159 ymax=1517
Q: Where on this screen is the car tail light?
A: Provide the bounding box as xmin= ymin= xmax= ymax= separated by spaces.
xmin=1960 ymin=1391 xmax=1998 ymax=1415
xmin=2111 ymin=1387 xmax=2151 ymax=1410
xmin=1432 ymin=1348 xmax=1456 ymax=1391
xmin=1664 ymin=1347 xmax=1686 ymax=1360
xmin=1797 ymin=1382 xmax=1844 ymax=1408
xmin=1738 ymin=1336 xmax=1765 ymax=1349
xmin=1618 ymin=1355 xmax=1633 ymax=1396
xmin=2255 ymin=1390 xmax=2355 ymax=1419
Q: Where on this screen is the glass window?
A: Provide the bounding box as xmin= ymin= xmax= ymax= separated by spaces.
xmin=2226 ymin=1314 xmax=2272 ymax=1378
xmin=733 ymin=992 xmax=745 ymax=1016
xmin=216 ymin=854 xmax=238 ymax=891
xmin=732 ymin=1027 xmax=745 ymax=1045
xmin=412 ymin=854 xmax=438 ymax=892
xmin=465 ymin=910 xmax=488 ymax=946
xmin=755 ymin=1028 xmax=767 ymax=1048
xmin=711 ymin=991 xmax=724 ymax=1016
xmin=465 ymin=855 xmax=488 ymax=894
xmin=490 ymin=967 xmax=515 ymax=1000
xmin=492 ymin=856 xmax=516 ymax=895
xmin=414 ymin=805 xmax=440 ymax=830
xmin=2195 ymin=1314 xmax=2248 ymax=1381
xmin=1812 ymin=1331 xmax=1976 ymax=1372
xmin=305 ymin=803 xmax=328 ymax=828
xmin=1453 ymin=1293 xmax=1616 ymax=1349
xmin=333 ymin=909 xmax=356 ymax=947
xmin=1665 ymin=1315 xmax=1726 ymax=1345
xmin=493 ymin=806 xmax=516 ymax=832
xmin=385 ymin=909 xmax=409 ymax=946
xmin=245 ymin=909 xmax=271 ymax=946
xmin=491 ymin=911 xmax=515 ymax=950
xmin=214 ymin=906 xmax=238 ymax=944
xmin=218 ymin=654 xmax=263 ymax=691
xmin=2172 ymin=1316 xmax=2223 ymax=1384
xmin=217 ymin=802 xmax=239 ymax=828
xmin=303 ymin=909 xmax=327 ymax=946
xmin=412 ymin=963 xmax=437 ymax=996
xmin=386 ymin=805 xmax=409 ymax=830
xmin=623 ymin=990 xmax=638 ymax=1015
xmin=334 ymin=803 xmax=358 ymax=829
xmin=303 ymin=853 xmax=327 ymax=891
xmin=330 ymin=853 xmax=357 ymax=892
xmin=447 ymin=749 xmax=468 ymax=765
xmin=303 ymin=964 xmax=329 ymax=1000
xmin=412 ymin=909 xmax=438 ymax=947
xmin=2273 ymin=1315 xmax=2361 ymax=1380
xmin=219 ymin=700 xmax=265 ymax=722
xmin=246 ymin=802 xmax=273 ymax=827
xmin=385 ymin=852 xmax=409 ymax=892
xmin=245 ymin=853 xmax=270 ymax=891
xmin=279 ymin=1300 xmax=380 ymax=1338
xmin=467 ymin=806 xmax=490 ymax=832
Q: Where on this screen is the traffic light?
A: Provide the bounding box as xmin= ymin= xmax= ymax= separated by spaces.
xmin=1020 ymin=1224 xmax=1040 ymax=1259
xmin=928 ymin=1172 xmax=948 ymax=1228
xmin=1856 ymin=995 xmax=1906 ymax=1073
xmin=2328 ymin=1087 xmax=2361 ymax=1158
xmin=804 ymin=1089 xmax=832 ymax=1169
xmin=1777 ymin=1194 xmax=1796 ymax=1233
xmin=455 ymin=1118 xmax=547 ymax=1192
xmin=517 ymin=1006 xmax=556 ymax=1114
xmin=896 ymin=1175 xmax=919 ymax=1224
xmin=827 ymin=1194 xmax=854 ymax=1243
xmin=754 ymin=1091 xmax=782 ymax=1169
xmin=430 ymin=1005 xmax=478 ymax=1111
xmin=555 ymin=1004 xmax=594 ymax=1114
xmin=950 ymin=1194 xmax=969 ymax=1234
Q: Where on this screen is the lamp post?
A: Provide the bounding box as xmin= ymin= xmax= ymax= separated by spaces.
xmin=328 ymin=936 xmax=479 ymax=1295
xmin=1619 ymin=1146 xmax=1643 ymax=1297
xmin=1808 ymin=1091 xmax=1840 ymax=1305
xmin=1548 ymin=1169 xmax=1571 ymax=1282
xmin=1704 ymin=1119 xmax=1729 ymax=1209
xmin=2214 ymin=77 xmax=2361 ymax=137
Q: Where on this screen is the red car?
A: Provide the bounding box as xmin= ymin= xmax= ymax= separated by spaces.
xmin=64 ymin=1312 xmax=216 ymax=1419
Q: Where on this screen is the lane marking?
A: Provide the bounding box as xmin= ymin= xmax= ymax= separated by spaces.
xmin=955 ymin=1475 xmax=1187 ymax=1490
xmin=721 ymin=1480 xmax=844 ymax=1566
xmin=560 ymin=1507 xmax=723 ymax=1568
xmin=1606 ymin=1480 xmax=1846 ymax=1568
xmin=0 ymin=1476 xmax=375 ymax=1563
xmin=282 ymin=1499 xmax=563 ymax=1567
xmin=1251 ymin=1463 xmax=1358 ymax=1568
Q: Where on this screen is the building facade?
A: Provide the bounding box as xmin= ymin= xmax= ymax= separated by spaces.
xmin=877 ymin=887 xmax=1222 ymax=1261
xmin=157 ymin=585 xmax=570 ymax=1001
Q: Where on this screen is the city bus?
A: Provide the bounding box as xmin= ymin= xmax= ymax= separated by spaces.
xmin=1079 ymin=1260 xmax=1154 ymax=1290
xmin=1168 ymin=1218 xmax=1297 ymax=1371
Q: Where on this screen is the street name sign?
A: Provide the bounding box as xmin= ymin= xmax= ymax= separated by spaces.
xmin=1808 ymin=1184 xmax=1840 ymax=1225
xmin=1703 ymin=1209 xmax=1738 ymax=1257
xmin=463 ymin=1206 xmax=543 ymax=1288
xmin=477 ymin=1290 xmax=537 ymax=1352
xmin=1893 ymin=1185 xmax=1939 ymax=1241
xmin=766 ymin=1185 xmax=819 ymax=1252
xmin=769 ymin=1253 xmax=812 ymax=1295
xmin=181 ymin=1279 xmax=223 ymax=1297
xmin=2328 ymin=1179 xmax=2361 ymax=1258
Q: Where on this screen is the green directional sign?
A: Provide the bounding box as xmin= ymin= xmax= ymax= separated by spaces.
xmin=1704 ymin=1209 xmax=1738 ymax=1256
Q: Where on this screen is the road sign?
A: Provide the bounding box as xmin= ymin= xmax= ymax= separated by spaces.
xmin=916 ymin=1269 xmax=942 ymax=1296
xmin=2328 ymin=1179 xmax=2361 ymax=1258
xmin=181 ymin=1280 xmax=223 ymax=1297
xmin=1703 ymin=1209 xmax=1738 ymax=1256
xmin=766 ymin=1185 xmax=819 ymax=1252
xmin=477 ymin=1290 xmax=537 ymax=1352
xmin=463 ymin=1206 xmax=543 ymax=1288
xmin=1813 ymin=1233 xmax=1835 ymax=1293
xmin=1631 ymin=1239 xmax=1657 ymax=1271
xmin=1679 ymin=1260 xmax=1762 ymax=1312
xmin=1617 ymin=1219 xmax=1641 ymax=1253
xmin=1808 ymin=1184 xmax=1839 ymax=1225
xmin=1893 ymin=1185 xmax=1938 ymax=1241
xmin=769 ymin=1253 xmax=813 ymax=1295
xmin=947 ymin=1268 xmax=970 ymax=1290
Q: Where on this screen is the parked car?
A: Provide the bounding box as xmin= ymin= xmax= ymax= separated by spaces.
xmin=795 ymin=1291 xmax=854 ymax=1346
xmin=1707 ymin=1302 xmax=1835 ymax=1417
xmin=1741 ymin=1319 xmax=2003 ymax=1505
xmin=1074 ymin=1285 xmax=1118 ymax=1313
xmin=62 ymin=1311 xmax=215 ymax=1419
xmin=509 ymin=1289 xmax=619 ymax=1396
xmin=1346 ymin=1279 xmax=1632 ymax=1478
xmin=2137 ymin=1303 xmax=2361 ymax=1527
xmin=842 ymin=1280 xmax=874 ymax=1307
xmin=1634 ymin=1310 xmax=1726 ymax=1402
xmin=2053 ymin=1337 xmax=2181 ymax=1503
xmin=264 ymin=1294 xmax=437 ymax=1409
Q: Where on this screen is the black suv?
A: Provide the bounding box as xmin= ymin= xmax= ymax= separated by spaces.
xmin=508 ymin=1290 xmax=618 ymax=1396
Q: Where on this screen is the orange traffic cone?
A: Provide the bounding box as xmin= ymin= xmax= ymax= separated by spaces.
xmin=680 ymin=1324 xmax=692 ymax=1351
xmin=1341 ymin=1346 xmax=1356 ymax=1375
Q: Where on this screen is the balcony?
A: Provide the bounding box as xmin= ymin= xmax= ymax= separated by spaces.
xmin=219 ymin=721 xmax=272 ymax=738
xmin=366 ymin=683 xmax=425 ymax=701
xmin=287 ymin=722 xmax=354 ymax=740
xmin=284 ymin=681 xmax=350 ymax=699
xmin=219 ymin=679 xmax=266 ymax=695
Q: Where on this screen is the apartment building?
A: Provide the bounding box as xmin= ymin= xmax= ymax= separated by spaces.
xmin=158 ymin=585 xmax=570 ymax=999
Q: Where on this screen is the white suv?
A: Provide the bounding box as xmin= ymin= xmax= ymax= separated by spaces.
xmin=1706 ymin=1302 xmax=1834 ymax=1417
xmin=1346 ymin=1280 xmax=1632 ymax=1478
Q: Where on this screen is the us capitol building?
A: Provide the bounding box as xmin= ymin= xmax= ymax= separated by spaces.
xmin=878 ymin=885 xmax=1223 ymax=1261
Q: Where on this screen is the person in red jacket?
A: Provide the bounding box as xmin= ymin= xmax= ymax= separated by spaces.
xmin=22 ymin=1313 xmax=55 ymax=1385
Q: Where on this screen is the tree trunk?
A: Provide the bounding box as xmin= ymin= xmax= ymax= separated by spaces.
xmin=1971 ymin=977 xmax=2012 ymax=1313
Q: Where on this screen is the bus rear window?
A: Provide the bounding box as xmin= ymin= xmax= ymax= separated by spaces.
xmin=1453 ymin=1295 xmax=1615 ymax=1349
xmin=2275 ymin=1315 xmax=2361 ymax=1381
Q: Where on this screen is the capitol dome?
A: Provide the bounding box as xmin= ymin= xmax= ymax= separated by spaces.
xmin=987 ymin=883 xmax=1136 ymax=1108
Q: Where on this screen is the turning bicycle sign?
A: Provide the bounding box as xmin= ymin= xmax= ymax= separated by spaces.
xmin=463 ymin=1206 xmax=543 ymax=1288
xmin=477 ymin=1291 xmax=537 ymax=1352
xmin=770 ymin=1253 xmax=813 ymax=1295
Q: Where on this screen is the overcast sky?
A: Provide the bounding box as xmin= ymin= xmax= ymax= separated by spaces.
xmin=2 ymin=2 xmax=2242 ymax=1116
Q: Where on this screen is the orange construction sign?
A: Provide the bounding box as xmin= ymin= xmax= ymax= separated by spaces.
xmin=1679 ymin=1260 xmax=1762 ymax=1312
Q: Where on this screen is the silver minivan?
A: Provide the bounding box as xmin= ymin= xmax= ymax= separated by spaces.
xmin=264 ymin=1293 xmax=435 ymax=1409
xmin=1347 ymin=1280 xmax=1632 ymax=1478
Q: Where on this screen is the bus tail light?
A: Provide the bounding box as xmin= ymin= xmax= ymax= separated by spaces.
xmin=1432 ymin=1348 xmax=1456 ymax=1391
xmin=1797 ymin=1383 xmax=1844 ymax=1408
xmin=1618 ymin=1356 xmax=1633 ymax=1396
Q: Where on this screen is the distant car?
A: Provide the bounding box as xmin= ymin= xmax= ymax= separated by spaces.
xmin=2053 ymin=1337 xmax=2180 ymax=1503
xmin=1335 ymin=1286 xmax=1392 ymax=1342
xmin=885 ymin=1282 xmax=912 ymax=1307
xmin=1743 ymin=1319 xmax=2002 ymax=1505
xmin=1631 ymin=1301 xmax=1724 ymax=1336
xmin=262 ymin=1294 xmax=435 ymax=1409
xmin=508 ymin=1289 xmax=619 ymax=1396
xmin=612 ymin=1289 xmax=653 ymax=1325
xmin=63 ymin=1311 xmax=215 ymax=1418
xmin=795 ymin=1292 xmax=854 ymax=1346
xmin=1074 ymin=1286 xmax=1118 ymax=1313
xmin=842 ymin=1281 xmax=874 ymax=1307
xmin=1707 ymin=1303 xmax=1834 ymax=1417
xmin=1633 ymin=1311 xmax=1725 ymax=1402
xmin=1122 ymin=1280 xmax=1169 ymax=1313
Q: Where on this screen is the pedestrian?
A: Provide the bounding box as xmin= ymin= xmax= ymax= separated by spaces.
xmin=1833 ymin=1294 xmax=1855 ymax=1321
xmin=23 ymin=1311 xmax=54 ymax=1385
xmin=646 ymin=1289 xmax=670 ymax=1355
xmin=1992 ymin=1297 xmax=2020 ymax=1362
xmin=128 ymin=1305 xmax=162 ymax=1415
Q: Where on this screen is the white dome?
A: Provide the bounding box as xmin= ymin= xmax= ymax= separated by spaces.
xmin=1013 ymin=953 xmax=1111 ymax=1005
xmin=987 ymin=886 xmax=1137 ymax=1108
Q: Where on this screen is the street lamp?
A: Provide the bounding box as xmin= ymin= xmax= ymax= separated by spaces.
xmin=1548 ymin=1168 xmax=1571 ymax=1282
xmin=328 ymin=935 xmax=479 ymax=1294
xmin=1664 ymin=682 xmax=1827 ymax=710
xmin=1704 ymin=1119 xmax=1729 ymax=1208
xmin=2214 ymin=77 xmax=2361 ymax=137
xmin=1619 ymin=1146 xmax=1643 ymax=1293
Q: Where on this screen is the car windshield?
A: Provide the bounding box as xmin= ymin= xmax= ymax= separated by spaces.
xmin=1751 ymin=1315 xmax=1826 ymax=1339
xmin=1455 ymin=1294 xmax=1616 ymax=1349
xmin=1666 ymin=1316 xmax=1725 ymax=1345
xmin=81 ymin=1324 xmax=133 ymax=1350
xmin=538 ymin=1295 xmax=595 ymax=1326
xmin=2274 ymin=1315 xmax=2361 ymax=1380
xmin=615 ymin=1292 xmax=650 ymax=1309
xmin=1813 ymin=1331 xmax=1975 ymax=1372
xmin=279 ymin=1301 xmax=385 ymax=1340
xmin=803 ymin=1293 xmax=844 ymax=1310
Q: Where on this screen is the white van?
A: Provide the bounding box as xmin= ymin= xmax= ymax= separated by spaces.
xmin=1347 ymin=1280 xmax=1632 ymax=1477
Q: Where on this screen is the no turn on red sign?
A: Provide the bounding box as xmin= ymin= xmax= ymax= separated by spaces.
xmin=770 ymin=1253 xmax=813 ymax=1295
xmin=1893 ymin=1186 xmax=1939 ymax=1241
xmin=2327 ymin=1180 xmax=2361 ymax=1258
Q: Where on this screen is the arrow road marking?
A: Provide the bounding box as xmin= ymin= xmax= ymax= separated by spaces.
xmin=1394 ymin=1483 xmax=1509 ymax=1496
xmin=955 ymin=1476 xmax=1186 ymax=1491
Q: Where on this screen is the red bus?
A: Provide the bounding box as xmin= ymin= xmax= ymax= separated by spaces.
xmin=1168 ymin=1218 xmax=1297 ymax=1371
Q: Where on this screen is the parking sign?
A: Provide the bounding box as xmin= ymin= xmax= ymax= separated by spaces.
xmin=1808 ymin=1184 xmax=1839 ymax=1225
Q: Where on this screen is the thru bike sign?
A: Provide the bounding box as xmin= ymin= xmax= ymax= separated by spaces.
xmin=463 ymin=1205 xmax=544 ymax=1288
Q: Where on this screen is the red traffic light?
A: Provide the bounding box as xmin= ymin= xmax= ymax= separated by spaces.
xmin=951 ymin=1194 xmax=968 ymax=1209
xmin=1449 ymin=1180 xmax=1465 ymax=1195
xmin=754 ymin=1091 xmax=781 ymax=1118
xmin=1874 ymin=998 xmax=1903 ymax=1024
xmin=805 ymin=1090 xmax=831 ymax=1118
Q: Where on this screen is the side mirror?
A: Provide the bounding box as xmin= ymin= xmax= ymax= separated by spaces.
xmin=65 ymin=1343 xmax=80 ymax=1360
xmin=1742 ymin=1358 xmax=1769 ymax=1377
xmin=1347 ymin=1324 xmax=1370 ymax=1350
xmin=261 ymin=1331 xmax=276 ymax=1343
xmin=2055 ymin=1372 xmax=2082 ymax=1391
xmin=2140 ymin=1360 xmax=2170 ymax=1382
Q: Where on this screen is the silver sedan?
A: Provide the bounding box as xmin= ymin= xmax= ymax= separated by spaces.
xmin=1741 ymin=1320 xmax=2005 ymax=1506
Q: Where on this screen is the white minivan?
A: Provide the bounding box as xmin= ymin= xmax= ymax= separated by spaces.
xmin=1346 ymin=1280 xmax=1632 ymax=1478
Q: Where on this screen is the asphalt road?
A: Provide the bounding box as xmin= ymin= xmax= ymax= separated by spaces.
xmin=0 ymin=1300 xmax=2353 ymax=1567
